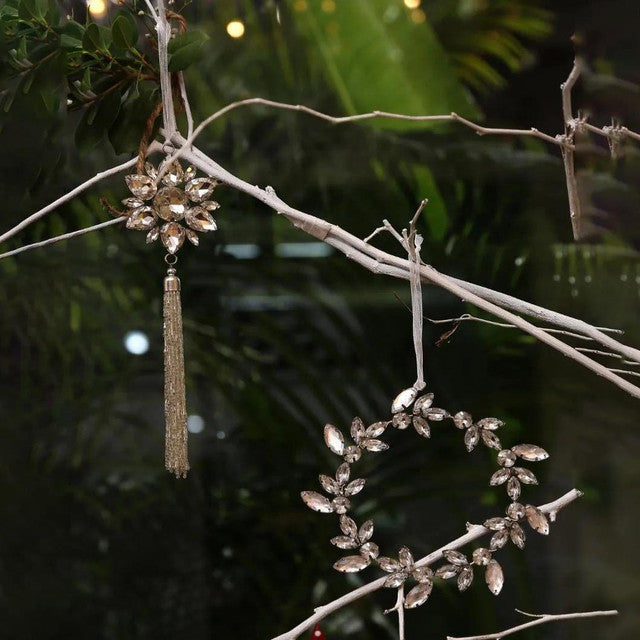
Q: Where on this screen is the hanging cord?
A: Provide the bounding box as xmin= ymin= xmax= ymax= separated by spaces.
xmin=136 ymin=102 xmax=164 ymax=174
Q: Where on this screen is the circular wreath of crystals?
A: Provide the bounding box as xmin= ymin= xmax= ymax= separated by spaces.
xmin=120 ymin=159 xmax=220 ymax=254
xmin=301 ymin=387 xmax=551 ymax=609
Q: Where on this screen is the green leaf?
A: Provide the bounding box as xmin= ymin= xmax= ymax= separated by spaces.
xmin=108 ymin=88 xmax=159 ymax=154
xmin=167 ymin=30 xmax=208 ymax=71
xmin=111 ymin=13 xmax=138 ymax=51
xmin=291 ymin=0 xmax=477 ymax=130
xmin=82 ymin=22 xmax=112 ymax=52
xmin=59 ymin=20 xmax=84 ymax=50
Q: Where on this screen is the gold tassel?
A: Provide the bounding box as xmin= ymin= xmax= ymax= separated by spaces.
xmin=163 ymin=267 xmax=189 ymax=478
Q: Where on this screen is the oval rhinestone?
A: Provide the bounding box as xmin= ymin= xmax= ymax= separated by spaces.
xmin=161 ymin=160 xmax=184 ymax=186
xmin=185 ymin=177 xmax=216 ymax=202
xmin=154 ymin=187 xmax=188 ymax=221
xmin=126 ymin=206 xmax=156 ymax=230
xmin=160 ymin=222 xmax=185 ymax=254
xmin=125 ymin=174 xmax=157 ymax=200
xmin=185 ymin=207 xmax=217 ymax=232
xmin=392 ymin=387 xmax=417 ymax=414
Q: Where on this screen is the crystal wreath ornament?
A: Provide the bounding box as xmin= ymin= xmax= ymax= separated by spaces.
xmin=113 ymin=157 xmax=220 ymax=477
xmin=301 ymin=386 xmax=550 ymax=609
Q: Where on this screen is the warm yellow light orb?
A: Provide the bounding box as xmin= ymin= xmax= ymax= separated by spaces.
xmin=226 ymin=20 xmax=245 ymax=39
xmin=404 ymin=0 xmax=421 ymax=8
xmin=321 ymin=0 xmax=336 ymax=12
xmin=87 ymin=0 xmax=107 ymax=17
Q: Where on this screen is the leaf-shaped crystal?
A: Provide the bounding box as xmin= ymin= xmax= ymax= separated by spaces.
xmin=453 ymin=411 xmax=472 ymax=429
xmin=497 ymin=449 xmax=516 ymax=467
xmin=485 ymin=559 xmax=504 ymax=595
xmin=399 ymin=547 xmax=414 ymax=569
xmin=484 ymin=517 xmax=508 ymax=531
xmin=183 ymin=165 xmax=197 ymax=181
xmin=507 ymin=476 xmax=521 ymax=501
xmin=392 ymin=387 xmax=417 ymax=414
xmin=331 ymin=536 xmax=358 ymax=549
xmin=126 ymin=206 xmax=156 ymax=230
xmin=185 ymin=206 xmax=217 ymax=232
xmin=413 ymin=393 xmax=434 ymax=415
xmin=514 ymin=467 xmax=538 ymax=484
xmin=333 ymin=555 xmax=370 ymax=573
xmin=404 ymin=581 xmax=433 ymax=608
xmin=457 ymin=567 xmax=474 ymax=591
xmin=340 ymin=515 xmax=358 ymax=537
xmin=185 ymin=228 xmax=199 ymax=245
xmin=472 ymin=548 xmax=492 ymax=566
xmin=144 ymin=162 xmax=158 ymax=179
xmin=335 ymin=462 xmax=350 ymax=485
xmin=344 ymin=478 xmax=365 ymax=496
xmin=378 ymin=557 xmax=401 ymax=573
xmin=464 ymin=426 xmax=480 ymax=452
xmin=160 ymin=160 xmax=183 ymax=186
xmin=413 ymin=416 xmax=430 ymax=438
xmin=350 ymin=417 xmax=365 ymax=443
xmin=319 ymin=474 xmax=340 ymax=495
xmin=358 ymin=520 xmax=374 ymax=543
xmin=146 ymin=227 xmax=159 ymax=243
xmin=512 ymin=444 xmax=549 ymax=462
xmin=509 ymin=523 xmax=526 ymax=549
xmin=425 ymin=407 xmax=447 ymax=421
xmin=383 ymin=573 xmax=406 ymax=588
xmin=443 ymin=550 xmax=467 ymax=566
xmin=122 ymin=197 xmax=144 ymax=209
xmin=435 ymin=564 xmax=458 ymax=579
xmin=490 ymin=468 xmax=511 ymax=486
xmin=490 ymin=529 xmax=509 ymax=550
xmin=506 ymin=502 xmax=525 ymax=520
xmin=481 ymin=430 xmax=502 ymax=451
xmin=365 ymin=421 xmax=387 ymax=438
xmin=477 ymin=417 xmax=503 ymax=431
xmin=324 ymin=424 xmax=345 ymax=456
xmin=359 ymin=542 xmax=379 ymax=559
xmin=392 ymin=413 xmax=412 ymax=430
xmin=160 ymin=222 xmax=185 ymax=254
xmin=301 ymin=491 xmax=333 ymax=513
xmin=202 ymin=200 xmax=221 ymax=211
xmin=185 ymin=177 xmax=216 ymax=202
xmin=331 ymin=496 xmax=351 ymax=514
xmin=525 ymin=505 xmax=549 ymax=535
xmin=125 ymin=174 xmax=157 ymax=200
xmin=361 ymin=438 xmax=388 ymax=452
xmin=411 ymin=566 xmax=434 ymax=583
xmin=344 ymin=446 xmax=361 ymax=463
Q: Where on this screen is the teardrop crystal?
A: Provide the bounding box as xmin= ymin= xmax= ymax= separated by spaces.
xmin=358 ymin=520 xmax=374 ymax=543
xmin=361 ymin=438 xmax=388 ymax=452
xmin=484 ymin=517 xmax=508 ymax=531
xmin=485 ymin=559 xmax=504 ymax=595
xmin=506 ymin=502 xmax=525 ymax=520
xmin=411 ymin=566 xmax=434 ymax=583
xmin=413 ymin=393 xmax=434 ymax=415
xmin=472 ymin=548 xmax=492 ymax=566
xmin=365 ymin=421 xmax=387 ymax=438
xmin=413 ymin=416 xmax=430 ymax=437
xmin=457 ymin=567 xmax=474 ymax=591
xmin=512 ymin=444 xmax=549 ymax=461
xmin=509 ymin=522 xmax=526 ymax=549
xmin=464 ymin=426 xmax=480 ymax=452
xmin=435 ymin=564 xmax=458 ymax=580
xmin=146 ymin=227 xmax=159 ymax=243
xmin=184 ymin=165 xmax=197 ymax=181
xmin=514 ymin=467 xmax=538 ymax=484
xmin=161 ymin=160 xmax=184 ymax=186
xmin=350 ymin=417 xmax=365 ymax=443
xmin=497 ymin=449 xmax=516 ymax=467
xmin=125 ymin=174 xmax=157 ymax=200
xmin=444 ymin=550 xmax=467 ymax=566
xmin=453 ymin=411 xmax=472 ymax=429
xmin=335 ymin=462 xmax=350 ymax=485
xmin=383 ymin=573 xmax=406 ymax=588
xmin=160 ymin=222 xmax=185 ymax=254
xmin=392 ymin=387 xmax=417 ymax=414
xmin=425 ymin=407 xmax=447 ymax=421
xmin=404 ymin=581 xmax=433 ymax=608
xmin=481 ymin=430 xmax=502 ymax=451
xmin=477 ymin=417 xmax=503 ymax=431
xmin=340 ymin=515 xmax=358 ymax=537
xmin=324 ymin=424 xmax=345 ymax=456
xmin=490 ymin=529 xmax=509 ymax=550
xmin=154 ymin=186 xmax=188 ymax=221
xmin=122 ymin=197 xmax=144 ymax=209
xmin=126 ymin=206 xmax=156 ymax=230
xmin=144 ymin=162 xmax=158 ymax=179
xmin=525 ymin=505 xmax=550 ymax=535
xmin=344 ymin=478 xmax=365 ymax=496
xmin=331 ymin=496 xmax=350 ymax=514
xmin=378 ymin=557 xmax=401 ymax=573
xmin=185 ymin=177 xmax=216 ymax=202
xmin=392 ymin=413 xmax=412 ymax=430
xmin=301 ymin=491 xmax=333 ymax=513
xmin=333 ymin=555 xmax=370 ymax=573
xmin=507 ymin=476 xmax=521 ymax=501
xmin=319 ymin=474 xmax=340 ymax=495
xmin=359 ymin=542 xmax=379 ymax=559
xmin=399 ymin=547 xmax=414 ymax=569
xmin=490 ymin=468 xmax=511 ymax=486
xmin=202 ymin=200 xmax=221 ymax=211
xmin=185 ymin=206 xmax=217 ymax=232
xmin=331 ymin=536 xmax=358 ymax=550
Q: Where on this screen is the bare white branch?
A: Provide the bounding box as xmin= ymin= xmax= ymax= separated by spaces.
xmin=384 ymin=585 xmax=406 ymax=640
xmin=270 ymin=489 xmax=583 ymax=640
xmin=446 ymin=608 xmax=618 ymax=640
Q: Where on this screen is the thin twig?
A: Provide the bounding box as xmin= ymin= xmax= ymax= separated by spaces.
xmin=447 ymin=609 xmax=618 ymax=640
xmin=178 ymin=72 xmax=194 ymax=140
xmin=270 ymin=490 xmax=582 ymax=640
xmin=384 ymin=585 xmax=406 ymax=640
xmin=155 ymin=0 xmax=177 ymax=137
xmin=0 ymin=218 xmax=125 ymax=260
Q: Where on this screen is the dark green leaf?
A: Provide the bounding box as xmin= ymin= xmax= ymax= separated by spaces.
xmin=82 ymin=23 xmax=112 ymax=52
xmin=167 ymin=30 xmax=208 ymax=71
xmin=112 ymin=13 xmax=138 ymax=51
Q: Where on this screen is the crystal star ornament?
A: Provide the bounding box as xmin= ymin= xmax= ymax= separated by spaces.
xmin=121 ymin=159 xmax=220 ymax=253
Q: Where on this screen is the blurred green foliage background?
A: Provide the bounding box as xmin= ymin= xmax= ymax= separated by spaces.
xmin=1 ymin=1 xmax=639 ymax=638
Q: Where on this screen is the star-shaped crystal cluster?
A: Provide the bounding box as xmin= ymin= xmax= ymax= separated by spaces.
xmin=121 ymin=159 xmax=219 ymax=253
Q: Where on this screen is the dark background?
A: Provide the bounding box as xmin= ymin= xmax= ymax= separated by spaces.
xmin=0 ymin=1 xmax=639 ymax=638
